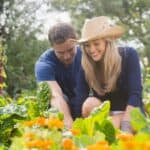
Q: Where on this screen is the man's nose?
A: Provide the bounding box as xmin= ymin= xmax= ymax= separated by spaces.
xmin=64 ymin=52 xmax=71 ymax=59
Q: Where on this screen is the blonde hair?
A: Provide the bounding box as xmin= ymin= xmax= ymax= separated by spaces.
xmin=81 ymin=40 xmax=122 ymax=95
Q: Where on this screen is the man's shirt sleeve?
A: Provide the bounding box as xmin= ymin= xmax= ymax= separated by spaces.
xmin=35 ymin=61 xmax=55 ymax=82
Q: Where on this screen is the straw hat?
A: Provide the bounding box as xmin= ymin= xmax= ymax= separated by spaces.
xmin=78 ymin=16 xmax=124 ymax=43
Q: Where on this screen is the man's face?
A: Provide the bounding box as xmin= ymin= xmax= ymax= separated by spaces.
xmin=53 ymin=39 xmax=77 ymax=66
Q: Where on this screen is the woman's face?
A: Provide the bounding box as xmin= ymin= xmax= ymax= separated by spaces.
xmin=83 ymin=39 xmax=107 ymax=61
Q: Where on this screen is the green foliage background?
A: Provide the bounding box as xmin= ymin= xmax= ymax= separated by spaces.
xmin=0 ymin=0 xmax=150 ymax=97
xmin=6 ymin=32 xmax=49 ymax=96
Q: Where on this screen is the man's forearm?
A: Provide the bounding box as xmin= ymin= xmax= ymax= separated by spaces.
xmin=47 ymin=81 xmax=73 ymax=128
xmin=51 ymin=95 xmax=73 ymax=128
xmin=51 ymin=96 xmax=71 ymax=117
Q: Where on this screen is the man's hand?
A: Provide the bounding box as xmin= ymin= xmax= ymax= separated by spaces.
xmin=48 ymin=81 xmax=73 ymax=129
xmin=64 ymin=117 xmax=73 ymax=129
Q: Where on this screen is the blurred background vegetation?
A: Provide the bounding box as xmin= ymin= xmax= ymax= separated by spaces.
xmin=0 ymin=0 xmax=150 ymax=98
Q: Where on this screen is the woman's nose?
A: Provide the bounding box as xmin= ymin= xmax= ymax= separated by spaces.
xmin=90 ymin=44 xmax=96 ymax=53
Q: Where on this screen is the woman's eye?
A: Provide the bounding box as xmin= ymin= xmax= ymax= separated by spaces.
xmin=84 ymin=44 xmax=90 ymax=49
xmin=94 ymin=42 xmax=100 ymax=46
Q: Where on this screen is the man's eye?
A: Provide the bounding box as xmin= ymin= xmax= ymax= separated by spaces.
xmin=68 ymin=49 xmax=72 ymax=52
xmin=57 ymin=52 xmax=64 ymax=55
xmin=68 ymin=48 xmax=74 ymax=52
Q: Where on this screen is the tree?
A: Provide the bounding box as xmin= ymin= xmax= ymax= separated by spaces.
xmin=6 ymin=30 xmax=49 ymax=96
xmin=0 ymin=43 xmax=7 ymax=94
xmin=48 ymin=0 xmax=150 ymax=63
xmin=0 ymin=0 xmax=44 ymax=42
xmin=0 ymin=0 xmax=50 ymax=96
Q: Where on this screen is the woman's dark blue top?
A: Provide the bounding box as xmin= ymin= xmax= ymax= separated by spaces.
xmin=70 ymin=47 xmax=143 ymax=118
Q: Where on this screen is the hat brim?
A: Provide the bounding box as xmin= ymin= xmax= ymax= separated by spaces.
xmin=78 ymin=26 xmax=124 ymax=43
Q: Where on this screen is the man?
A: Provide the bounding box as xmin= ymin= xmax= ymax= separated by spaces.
xmin=35 ymin=22 xmax=81 ymax=128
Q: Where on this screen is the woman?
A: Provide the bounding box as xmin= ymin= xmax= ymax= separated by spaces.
xmin=71 ymin=16 xmax=144 ymax=133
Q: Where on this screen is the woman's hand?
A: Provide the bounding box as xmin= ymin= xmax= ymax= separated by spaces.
xmin=121 ymin=105 xmax=135 ymax=133
xmin=120 ymin=120 xmax=132 ymax=133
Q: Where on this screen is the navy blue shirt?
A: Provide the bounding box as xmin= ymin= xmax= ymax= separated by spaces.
xmin=71 ymin=47 xmax=143 ymax=118
xmin=35 ymin=46 xmax=81 ymax=99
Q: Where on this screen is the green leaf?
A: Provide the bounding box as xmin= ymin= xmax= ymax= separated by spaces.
xmin=0 ymin=144 xmax=8 ymax=150
xmin=144 ymin=100 xmax=150 ymax=117
xmin=130 ymin=108 xmax=148 ymax=132
xmin=24 ymin=100 xmax=40 ymax=119
xmin=73 ymin=117 xmax=96 ymax=136
xmin=74 ymin=132 xmax=105 ymax=148
xmin=134 ymin=132 xmax=150 ymax=142
xmin=8 ymin=137 xmax=25 ymax=150
xmin=0 ymin=104 xmax=27 ymax=117
xmin=97 ymin=120 xmax=116 ymax=144
xmin=36 ymin=81 xmax=52 ymax=113
xmin=72 ymin=118 xmax=86 ymax=134
xmin=0 ymin=96 xmax=8 ymax=107
xmin=74 ymin=134 xmax=95 ymax=147
xmin=73 ymin=101 xmax=111 ymax=136
xmin=92 ymin=131 xmax=106 ymax=142
xmin=83 ymin=117 xmax=95 ymax=136
xmin=89 ymin=101 xmax=110 ymax=125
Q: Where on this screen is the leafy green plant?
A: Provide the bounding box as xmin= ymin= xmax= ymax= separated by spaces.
xmin=0 ymin=104 xmax=26 ymax=146
xmin=0 ymin=81 xmax=52 ymax=147
xmin=130 ymin=108 xmax=150 ymax=133
xmin=143 ymin=65 xmax=150 ymax=117
xmin=72 ymin=101 xmax=116 ymax=144
xmin=36 ymin=82 xmax=52 ymax=113
xmin=0 ymin=96 xmax=12 ymax=107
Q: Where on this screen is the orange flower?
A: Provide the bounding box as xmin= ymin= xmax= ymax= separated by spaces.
xmin=70 ymin=128 xmax=81 ymax=136
xmin=46 ymin=117 xmax=64 ymax=129
xmin=36 ymin=117 xmax=46 ymax=126
xmin=117 ymin=133 xmax=134 ymax=141
xmin=25 ymin=133 xmax=35 ymax=140
xmin=97 ymin=140 xmax=108 ymax=145
xmin=35 ymin=140 xmax=43 ymax=147
xmin=87 ymin=144 xmax=110 ymax=150
xmin=138 ymin=142 xmax=145 ymax=149
xmin=26 ymin=139 xmax=54 ymax=149
xmin=62 ymin=138 xmax=73 ymax=150
xmin=35 ymin=140 xmax=54 ymax=149
xmin=54 ymin=119 xmax=64 ymax=128
xmin=87 ymin=141 xmax=110 ymax=150
xmin=144 ymin=141 xmax=150 ymax=150
xmin=123 ymin=141 xmax=136 ymax=150
xmin=24 ymin=120 xmax=35 ymax=126
xmin=26 ymin=140 xmax=36 ymax=148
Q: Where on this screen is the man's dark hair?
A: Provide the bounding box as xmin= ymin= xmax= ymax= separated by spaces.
xmin=48 ymin=22 xmax=76 ymax=45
